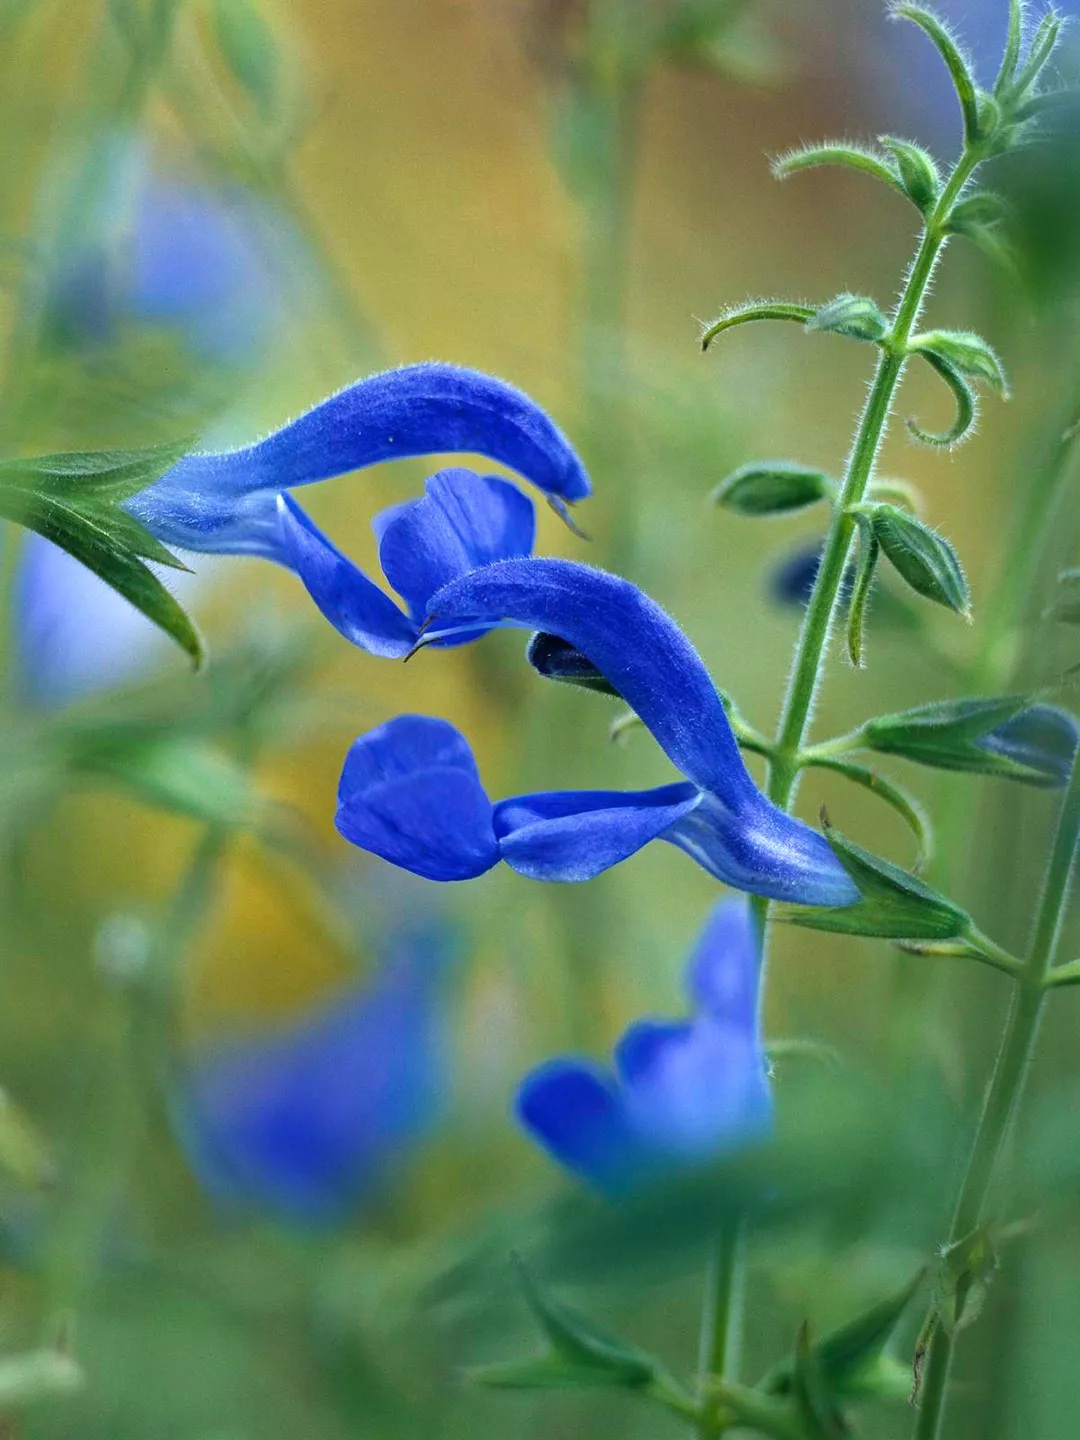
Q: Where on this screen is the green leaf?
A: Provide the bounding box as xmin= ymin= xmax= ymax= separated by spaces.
xmin=469 ymin=1257 xmax=661 ymax=1394
xmin=996 ymin=0 xmax=1024 ymax=93
xmin=879 ymin=136 xmax=941 ymax=214
xmin=890 ymin=4 xmax=982 ymax=144
xmin=213 ymin=0 xmax=283 ymax=125
xmin=1011 ymin=12 xmax=1064 ymax=100
xmin=861 ymin=695 xmax=1072 ymax=786
xmin=763 ymin=1270 xmax=925 ymax=1402
xmin=806 ymin=293 xmax=888 ymax=342
xmin=770 ymin=141 xmax=904 ymax=197
xmin=68 ymin=737 xmax=267 ymax=829
xmin=845 ymin=523 xmax=879 ymax=668
xmin=0 ymin=439 xmax=191 ymax=503
xmin=807 ymin=758 xmax=932 ymax=868
xmin=791 ymin=1324 xmax=847 ymax=1440
xmin=1047 ymin=568 xmax=1080 ymax=624
xmin=779 ymin=824 xmax=972 ymax=940
xmin=700 ymin=301 xmax=815 ymax=351
xmin=848 ymin=503 xmax=969 ymax=618
xmin=711 ymin=462 xmax=834 ymax=516
xmin=947 ymin=189 xmax=1009 ymax=230
xmin=945 ymin=214 xmax=1022 ymax=280
xmin=907 ymin=349 xmax=978 ymax=448
xmin=911 ymin=329 xmax=1009 ymax=396
xmin=849 ymin=503 xmax=970 ymax=618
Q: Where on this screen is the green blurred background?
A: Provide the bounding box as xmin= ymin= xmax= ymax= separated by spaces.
xmin=1 ymin=0 xmax=1080 ymax=1436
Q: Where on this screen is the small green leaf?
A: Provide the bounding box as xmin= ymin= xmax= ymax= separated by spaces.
xmin=0 ymin=439 xmax=192 ymax=503
xmin=770 ymin=141 xmax=904 ymax=196
xmin=945 ymin=215 xmax=1021 ymax=279
xmin=780 ymin=825 xmax=972 ymax=940
xmin=890 ymin=4 xmax=982 ymax=144
xmin=996 ymin=0 xmax=1024 ymax=94
xmin=711 ymin=462 xmax=834 ymax=516
xmin=911 ymin=329 xmax=1009 ymax=395
xmin=849 ymin=503 xmax=969 ymax=617
xmin=937 ymin=1227 xmax=997 ymax=1335
xmin=791 ymin=1324 xmax=846 ymax=1440
xmin=213 ymin=0 xmax=283 ymax=126
xmin=512 ymin=1255 xmax=658 ymax=1385
xmin=69 ymin=737 xmax=266 ymax=829
xmin=700 ymin=301 xmax=815 ymax=351
xmin=947 ymin=189 xmax=1009 ymax=229
xmin=845 ymin=522 xmax=879 ymax=668
xmin=879 ymin=136 xmax=941 ymax=214
xmin=907 ymin=349 xmax=979 ymax=448
xmin=807 ymin=757 xmax=932 ymax=868
xmin=1047 ymin=568 xmax=1080 ymax=625
xmin=1011 ymin=12 xmax=1064 ymax=100
xmin=806 ymin=293 xmax=888 ymax=342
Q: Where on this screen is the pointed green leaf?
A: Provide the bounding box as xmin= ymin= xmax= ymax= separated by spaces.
xmin=845 ymin=522 xmax=879 ymax=668
xmin=701 ymin=301 xmax=815 ymax=351
xmin=807 ymin=757 xmax=932 ymax=868
xmin=907 ymin=349 xmax=979 ymax=447
xmin=880 ymin=136 xmax=941 ymax=214
xmin=69 ymin=738 xmax=265 ymax=828
xmin=996 ymin=0 xmax=1025 ymax=93
xmin=911 ymin=329 xmax=1009 ymax=396
xmin=770 ymin=142 xmax=904 ymax=196
xmin=0 ymin=439 xmax=191 ymax=504
xmin=890 ymin=5 xmax=982 ymax=143
xmin=213 ymin=0 xmax=283 ymax=126
xmin=1012 ymin=12 xmax=1064 ymax=100
xmin=849 ymin=502 xmax=970 ymax=618
xmin=947 ymin=189 xmax=1009 ymax=230
xmin=791 ymin=1324 xmax=846 ymax=1440
xmin=806 ymin=293 xmax=888 ymax=342
xmin=711 ymin=462 xmax=835 ymax=516
xmin=780 ymin=825 xmax=972 ymax=940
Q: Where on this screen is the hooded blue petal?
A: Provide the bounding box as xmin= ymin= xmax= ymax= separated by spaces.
xmin=979 ymin=704 xmax=1078 ymax=786
xmin=277 ymin=494 xmax=418 ymax=658
xmin=335 ymin=716 xmax=499 ymax=881
xmin=516 ymin=1059 xmax=643 ymax=1192
xmin=685 ymin=896 xmax=760 ymax=1029
xmin=426 ymin=559 xmax=859 ymax=907
xmin=377 ymin=469 xmax=536 ymax=621
xmin=493 ymin=783 xmax=700 ymax=882
xmin=126 ymin=363 xmax=589 ymax=558
xmin=172 ymin=932 xmax=450 ymax=1223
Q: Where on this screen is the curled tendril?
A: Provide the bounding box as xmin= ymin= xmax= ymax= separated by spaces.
xmin=906 ymin=349 xmax=978 ymax=448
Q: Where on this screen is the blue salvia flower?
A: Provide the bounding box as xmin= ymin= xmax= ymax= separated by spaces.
xmin=517 ymin=898 xmax=771 ymax=1193
xmin=335 ymin=559 xmax=860 ymax=906
xmin=170 ymin=922 xmax=454 ymax=1225
xmin=126 ymin=363 xmax=590 ymax=563
xmin=13 ymin=531 xmax=201 ymax=705
xmin=769 ymin=542 xmax=823 ymax=608
xmin=275 ymin=467 xmax=537 ymax=658
xmin=970 ymin=704 xmax=1079 ymax=786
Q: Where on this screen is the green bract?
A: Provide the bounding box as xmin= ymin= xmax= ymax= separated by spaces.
xmin=711 ymin=462 xmax=834 ymax=516
xmin=848 ymin=502 xmax=970 ymax=617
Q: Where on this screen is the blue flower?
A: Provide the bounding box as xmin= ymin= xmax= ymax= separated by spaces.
xmin=125 ymin=363 xmax=590 ymax=562
xmin=517 ymin=898 xmax=771 ymax=1193
xmin=335 ymin=559 xmax=860 ymax=906
xmin=169 ymin=922 xmax=454 ymax=1225
xmin=13 ymin=532 xmax=201 ymax=706
xmin=974 ymin=704 xmax=1078 ymax=786
xmin=275 ymin=466 xmax=537 ymax=658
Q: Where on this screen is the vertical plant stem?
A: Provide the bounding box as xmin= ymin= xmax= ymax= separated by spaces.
xmin=913 ymin=747 xmax=1080 ymax=1440
xmin=697 ymin=1221 xmax=744 ymax=1437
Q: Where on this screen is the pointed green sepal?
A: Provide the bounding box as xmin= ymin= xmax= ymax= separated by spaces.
xmin=911 ymin=330 xmax=1009 ymax=396
xmin=947 ymin=189 xmax=1009 ymax=230
xmin=770 ymin=141 xmax=904 ymax=197
xmin=890 ymin=4 xmax=982 ymax=143
xmin=806 ymin=293 xmax=888 ymax=343
xmin=762 ymin=1269 xmax=925 ymax=1403
xmin=711 ymin=462 xmax=835 ymax=516
xmin=700 ymin=301 xmax=815 ymax=351
xmin=861 ymin=695 xmax=1075 ymax=786
xmin=996 ymin=0 xmax=1025 ymax=93
xmin=779 ymin=824 xmax=972 ymax=940
xmin=845 ymin=521 xmax=880 ymax=669
xmin=1011 ymin=11 xmax=1064 ymax=101
xmin=907 ymin=348 xmax=979 ymax=448
xmin=847 ymin=502 xmax=970 ymax=618
xmin=807 ymin=757 xmax=932 ymax=868
xmin=880 ymin=136 xmax=941 ymax=214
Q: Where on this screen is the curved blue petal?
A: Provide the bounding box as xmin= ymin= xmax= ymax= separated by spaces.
xmin=427 ymin=559 xmax=859 ymax=907
xmin=172 ymin=950 xmax=446 ymax=1224
xmin=378 ymin=468 xmax=536 ymax=620
xmin=979 ymin=704 xmax=1078 ymax=786
xmin=516 ymin=1059 xmax=642 ymax=1193
xmin=426 ymin=558 xmax=751 ymax=799
xmin=664 ymin=792 xmax=859 ymax=907
xmin=277 ymin=494 xmax=417 ymax=658
xmin=493 ymin=783 xmax=700 ymax=882
xmin=335 ymin=716 xmax=499 ymax=881
xmin=617 ymin=1021 xmax=772 ymax=1161
xmin=126 ymin=363 xmax=589 ymax=557
xmin=684 ymin=897 xmax=761 ymax=1030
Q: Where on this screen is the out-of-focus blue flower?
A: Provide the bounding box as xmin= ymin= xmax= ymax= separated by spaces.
xmin=975 ymin=705 xmax=1078 ymax=785
xmin=769 ymin=542 xmax=823 ymax=608
xmin=517 ymin=898 xmax=771 ymax=1193
xmin=170 ymin=923 xmax=454 ymax=1225
xmin=275 ymin=467 xmax=536 ymax=658
xmin=334 ymin=560 xmax=860 ymax=907
xmin=126 ymin=363 xmax=591 ymax=562
xmin=13 ymin=531 xmax=201 ymax=706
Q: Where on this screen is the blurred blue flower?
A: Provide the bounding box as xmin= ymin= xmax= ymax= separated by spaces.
xmin=334 ymin=559 xmax=860 ymax=906
xmin=275 ymin=467 xmax=536 ymax=658
xmin=517 ymin=898 xmax=771 ymax=1193
xmin=126 ymin=362 xmax=591 ymax=561
xmin=768 ymin=542 xmax=823 ymax=608
xmin=170 ymin=922 xmax=455 ymax=1225
xmin=13 ymin=530 xmax=201 ymax=706
xmin=975 ymin=704 xmax=1078 ymax=785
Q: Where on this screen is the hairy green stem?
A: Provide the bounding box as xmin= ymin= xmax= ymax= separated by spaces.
xmin=697 ymin=1222 xmax=744 ymax=1438
xmin=913 ymin=744 xmax=1080 ymax=1439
